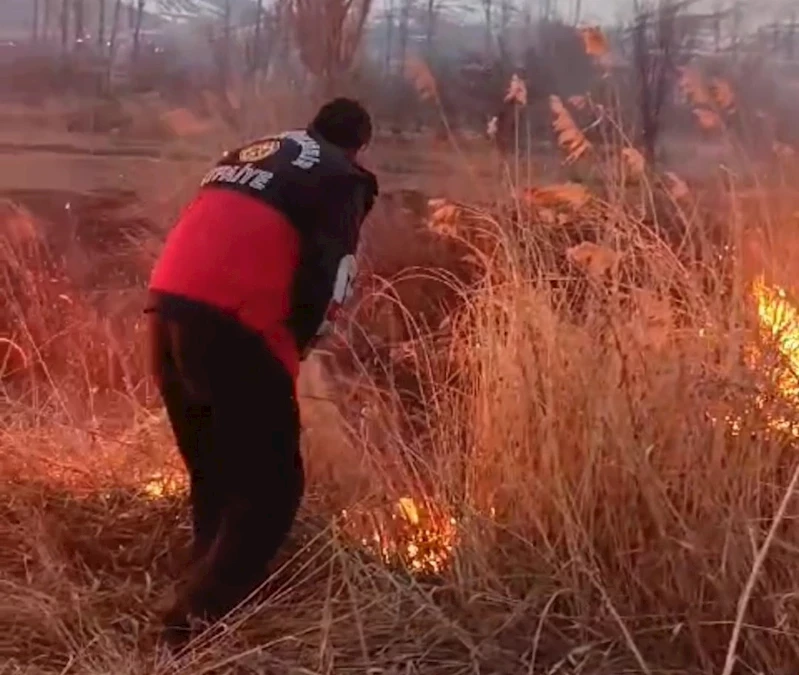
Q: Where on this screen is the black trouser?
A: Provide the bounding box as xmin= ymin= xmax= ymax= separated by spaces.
xmin=148 ymin=304 xmax=304 ymax=627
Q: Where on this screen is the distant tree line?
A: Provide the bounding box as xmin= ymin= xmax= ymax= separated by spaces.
xmin=3 ymin=0 xmax=798 ymax=156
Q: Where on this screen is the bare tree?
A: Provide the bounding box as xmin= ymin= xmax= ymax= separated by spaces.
xmin=480 ymin=0 xmax=494 ymax=56
xmin=540 ymin=0 xmax=555 ymax=22
xmin=384 ymin=0 xmax=396 ymax=75
xmin=105 ymin=0 xmax=123 ymax=86
xmin=631 ymin=0 xmax=697 ymax=164
xmin=32 ymin=0 xmax=41 ymax=42
xmin=397 ymin=0 xmax=414 ymax=75
xmin=251 ymin=0 xmax=265 ymax=74
xmin=571 ymin=0 xmax=583 ymax=25
xmin=496 ymin=0 xmax=515 ymax=63
xmin=220 ymin=0 xmax=232 ymax=90
xmin=60 ymin=0 xmax=71 ymax=56
xmin=204 ymin=0 xmax=235 ymax=94
xmin=521 ymin=0 xmax=533 ymax=45
xmin=132 ymin=0 xmax=145 ymax=64
xmin=423 ymin=0 xmax=444 ymax=58
xmin=97 ymin=0 xmax=107 ymax=50
xmin=43 ymin=0 xmax=54 ymax=41
xmin=730 ymin=0 xmax=743 ymax=59
xmin=390 ymin=0 xmax=417 ymax=129
xmin=73 ymin=0 xmax=85 ymax=43
xmin=252 ymin=0 xmax=291 ymax=78
xmin=480 ymin=0 xmax=516 ymax=60
xmin=291 ymin=0 xmax=374 ymax=98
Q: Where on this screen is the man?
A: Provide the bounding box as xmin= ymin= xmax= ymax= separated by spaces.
xmin=145 ymin=98 xmax=379 ymax=647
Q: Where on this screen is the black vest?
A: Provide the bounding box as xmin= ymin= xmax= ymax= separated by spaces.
xmin=199 ymin=129 xmax=379 ymax=355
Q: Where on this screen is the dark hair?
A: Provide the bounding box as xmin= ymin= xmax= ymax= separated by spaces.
xmin=309 ymin=98 xmax=373 ymax=151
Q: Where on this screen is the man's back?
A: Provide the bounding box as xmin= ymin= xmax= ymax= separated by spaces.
xmin=148 ymin=127 xmax=378 ymax=379
xmin=197 ymin=129 xmax=375 ymax=236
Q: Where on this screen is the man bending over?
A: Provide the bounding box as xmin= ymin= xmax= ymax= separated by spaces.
xmin=145 ymin=98 xmax=379 ymax=647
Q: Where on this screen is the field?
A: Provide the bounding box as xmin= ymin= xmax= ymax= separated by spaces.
xmin=2 ymin=77 xmax=799 ymax=675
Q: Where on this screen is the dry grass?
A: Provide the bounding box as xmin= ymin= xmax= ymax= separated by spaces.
xmin=3 ymin=76 xmax=799 ymax=675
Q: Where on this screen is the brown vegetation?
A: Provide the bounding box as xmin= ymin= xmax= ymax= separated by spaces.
xmin=3 ymin=9 xmax=799 ymax=675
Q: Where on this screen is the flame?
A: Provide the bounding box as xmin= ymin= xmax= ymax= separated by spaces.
xmin=398 ymin=497 xmax=420 ymax=525
xmin=140 ymin=471 xmax=186 ymax=499
xmin=747 ymin=275 xmax=799 ymax=437
xmin=131 ymin=276 xmax=799 ymax=571
xmin=710 ymin=275 xmax=799 ymax=438
xmin=341 ymin=496 xmax=458 ymax=574
xmin=136 ymin=468 xmax=458 ymax=574
xmin=697 ymin=275 xmax=799 ymax=438
xmin=753 ymin=275 xmax=799 ymax=400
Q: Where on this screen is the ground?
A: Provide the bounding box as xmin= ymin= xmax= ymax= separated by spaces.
xmin=3 ymin=95 xmax=799 ymax=675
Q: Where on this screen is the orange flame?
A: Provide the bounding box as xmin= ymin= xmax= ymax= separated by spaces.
xmin=341 ymin=496 xmax=458 ymax=574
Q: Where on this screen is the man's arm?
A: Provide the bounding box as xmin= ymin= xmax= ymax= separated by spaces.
xmin=286 ymin=175 xmax=377 ymax=358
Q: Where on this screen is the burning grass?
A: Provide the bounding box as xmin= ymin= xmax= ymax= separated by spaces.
xmin=4 ymin=100 xmax=799 ymax=673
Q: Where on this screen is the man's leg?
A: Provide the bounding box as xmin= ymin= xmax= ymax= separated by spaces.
xmin=169 ymin=396 xmax=221 ymax=560
xmin=173 ymin=318 xmax=304 ymax=626
xmin=152 ymin=313 xmax=232 ymax=648
xmin=153 ymin=317 xmax=223 ymax=562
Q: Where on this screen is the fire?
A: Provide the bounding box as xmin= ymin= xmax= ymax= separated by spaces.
xmin=713 ymin=275 xmax=799 ymax=438
xmin=752 ymin=275 xmax=799 ymax=403
xmin=697 ymin=274 xmax=799 ymax=438
xmin=140 ymin=471 xmax=186 ymax=499
xmin=137 ymin=469 xmax=458 ymax=573
xmin=132 ymin=276 xmax=799 ymax=574
xmin=340 ymin=496 xmax=458 ymax=574
xmin=398 ymin=496 xmax=420 ymax=525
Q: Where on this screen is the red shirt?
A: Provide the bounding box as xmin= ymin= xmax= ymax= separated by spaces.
xmin=148 ymin=189 xmax=301 ymax=379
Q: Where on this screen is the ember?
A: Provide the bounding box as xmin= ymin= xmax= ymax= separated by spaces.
xmin=340 ymin=496 xmax=458 ymax=574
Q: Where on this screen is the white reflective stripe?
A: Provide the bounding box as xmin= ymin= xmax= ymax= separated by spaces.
xmin=316 ymin=255 xmax=357 ymax=338
xmin=332 ymin=255 xmax=357 ymax=305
